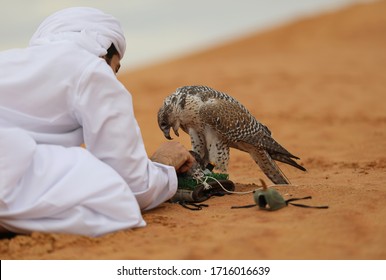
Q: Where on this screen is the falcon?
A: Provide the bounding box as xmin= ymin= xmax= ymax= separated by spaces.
xmin=157 ymin=85 xmax=306 ymax=184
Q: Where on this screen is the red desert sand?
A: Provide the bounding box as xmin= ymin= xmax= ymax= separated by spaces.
xmin=1 ymin=0 xmax=385 ymax=259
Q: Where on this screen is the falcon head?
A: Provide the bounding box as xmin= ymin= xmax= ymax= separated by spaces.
xmin=157 ymin=103 xmax=180 ymax=140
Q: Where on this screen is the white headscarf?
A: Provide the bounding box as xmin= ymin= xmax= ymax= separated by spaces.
xmin=29 ymin=7 xmax=126 ymax=58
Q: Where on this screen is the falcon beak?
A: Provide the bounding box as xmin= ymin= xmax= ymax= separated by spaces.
xmin=163 ymin=128 xmax=173 ymax=140
xmin=172 ymin=126 xmax=179 ymax=137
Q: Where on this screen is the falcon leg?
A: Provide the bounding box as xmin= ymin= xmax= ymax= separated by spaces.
xmin=207 ymin=140 xmax=230 ymax=173
xmin=189 ymin=130 xmax=208 ymax=165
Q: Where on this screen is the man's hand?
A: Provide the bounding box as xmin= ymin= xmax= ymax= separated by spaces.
xmin=150 ymin=142 xmax=195 ymax=173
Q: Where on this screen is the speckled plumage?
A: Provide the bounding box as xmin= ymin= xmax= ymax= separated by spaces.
xmin=157 ymin=85 xmax=306 ymax=184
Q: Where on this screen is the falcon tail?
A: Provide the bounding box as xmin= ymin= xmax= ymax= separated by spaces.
xmin=258 ymin=135 xmax=307 ymax=172
xmin=251 ymin=149 xmax=291 ymax=185
xmin=270 ymin=153 xmax=307 ymax=172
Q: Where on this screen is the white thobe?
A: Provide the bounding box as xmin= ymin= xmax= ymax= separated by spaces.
xmin=0 ymin=42 xmax=177 ymax=236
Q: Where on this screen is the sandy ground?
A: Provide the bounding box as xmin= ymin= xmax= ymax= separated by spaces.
xmin=1 ymin=0 xmax=386 ymax=260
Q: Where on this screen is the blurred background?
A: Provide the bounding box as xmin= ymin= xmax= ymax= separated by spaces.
xmin=0 ymin=0 xmax=367 ymax=72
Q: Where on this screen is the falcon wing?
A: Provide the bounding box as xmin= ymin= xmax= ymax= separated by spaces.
xmin=199 ymin=98 xmax=261 ymax=143
xmin=200 ymin=98 xmax=299 ymax=160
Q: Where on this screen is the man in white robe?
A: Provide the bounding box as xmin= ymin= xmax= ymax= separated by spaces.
xmin=0 ymin=7 xmax=194 ymax=237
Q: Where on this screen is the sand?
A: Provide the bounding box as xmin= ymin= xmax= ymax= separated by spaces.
xmin=1 ymin=0 xmax=385 ymax=260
